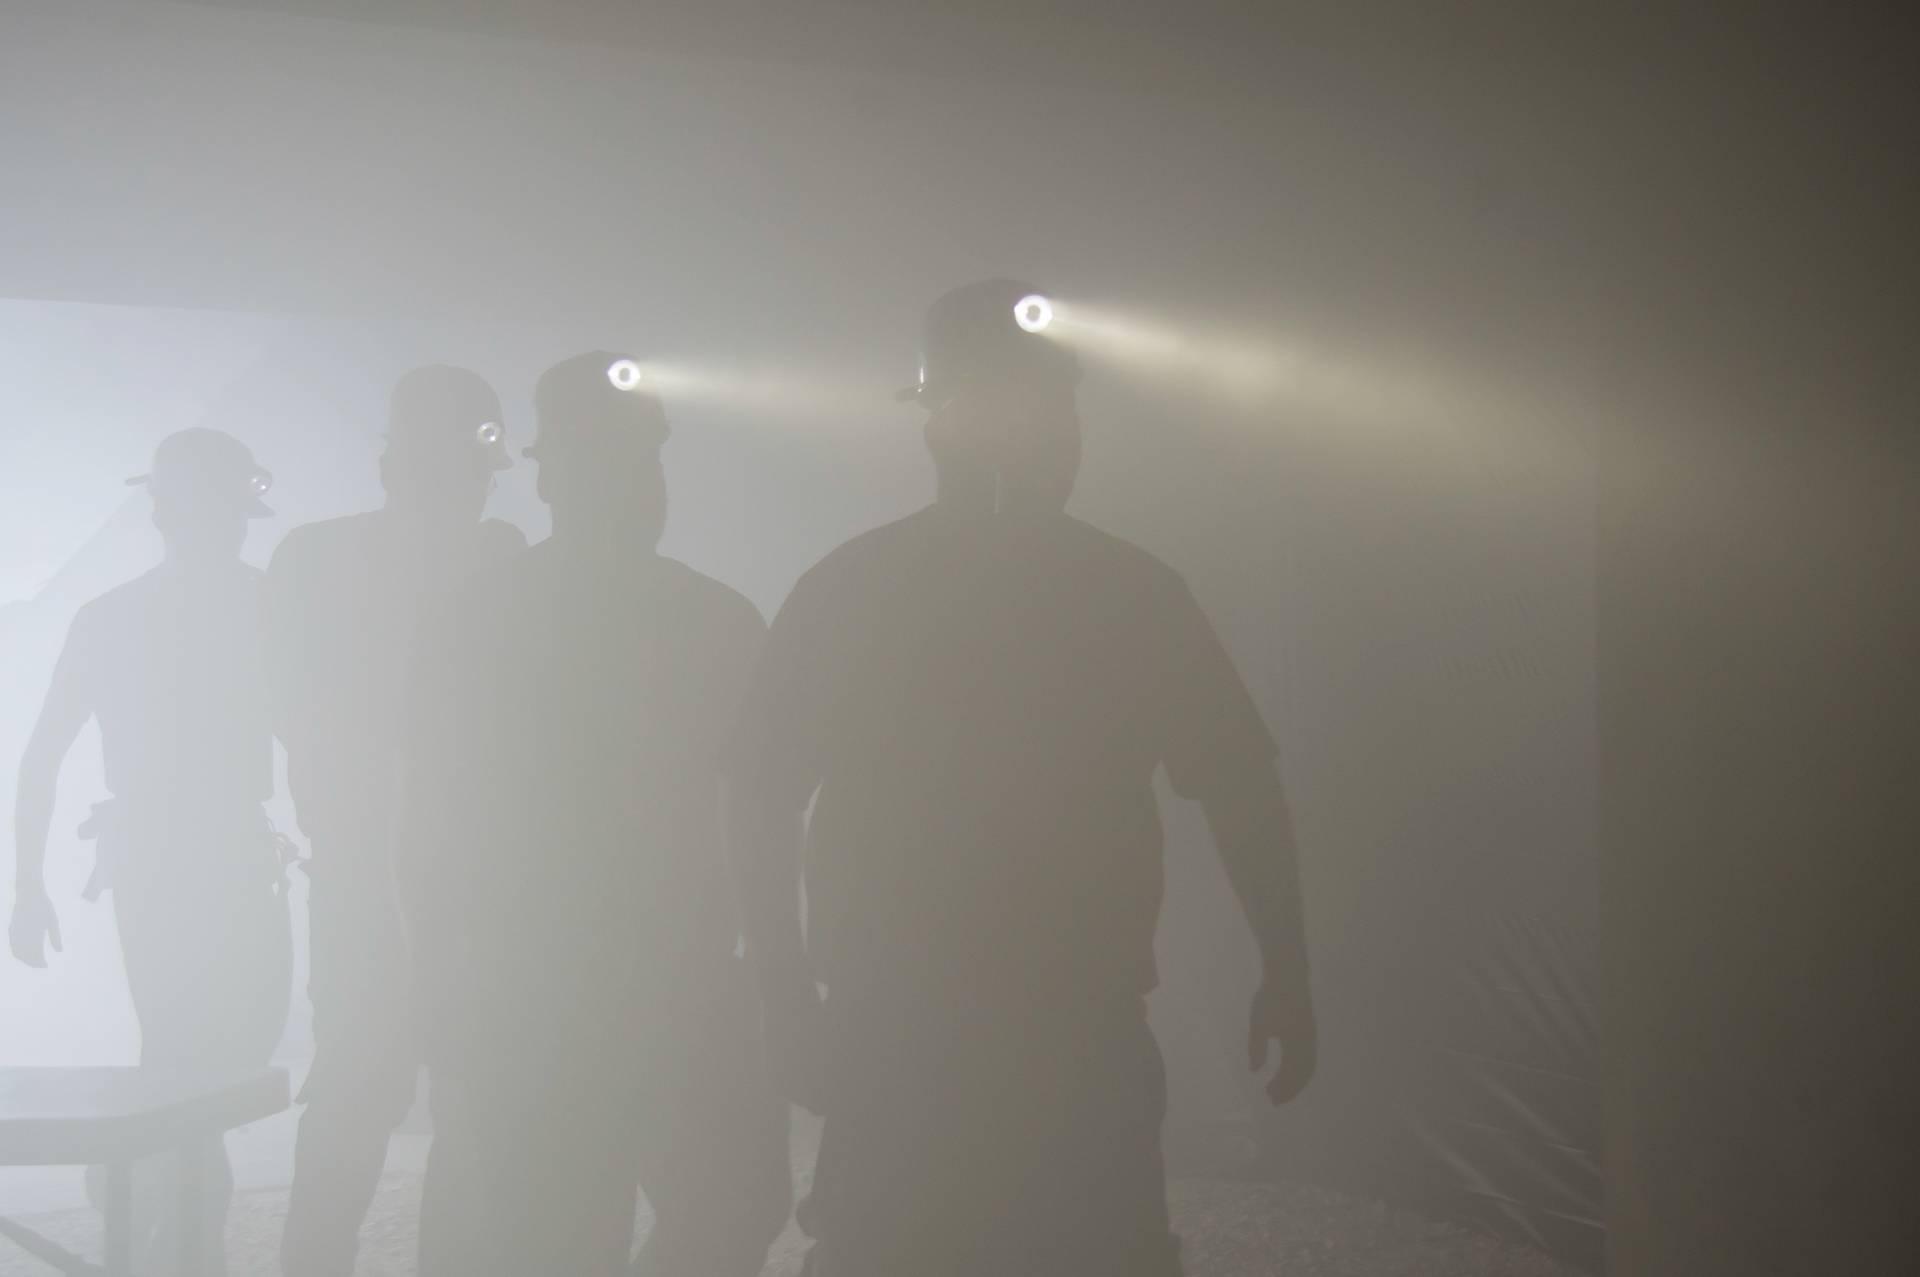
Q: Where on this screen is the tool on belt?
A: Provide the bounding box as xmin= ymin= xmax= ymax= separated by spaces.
xmin=76 ymin=798 xmax=304 ymax=901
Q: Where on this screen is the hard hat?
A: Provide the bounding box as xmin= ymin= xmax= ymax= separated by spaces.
xmin=125 ymin=428 xmax=275 ymax=517
xmin=897 ymin=278 xmax=1081 ymax=407
xmin=525 ymin=351 xmax=670 ymax=461
xmin=384 ymin=365 xmax=512 ymax=474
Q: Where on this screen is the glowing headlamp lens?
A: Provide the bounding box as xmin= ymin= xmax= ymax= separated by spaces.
xmin=607 ymin=359 xmax=645 ymax=391
xmin=250 ymin=470 xmax=274 ymax=497
xmin=476 ymin=421 xmax=504 ymax=446
xmin=1013 ymin=295 xmax=1054 ymax=334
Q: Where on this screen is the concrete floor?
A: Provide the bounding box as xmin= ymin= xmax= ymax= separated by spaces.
xmin=0 ymin=1110 xmax=1580 ymax=1276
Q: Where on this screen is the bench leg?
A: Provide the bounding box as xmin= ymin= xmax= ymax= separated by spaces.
xmin=104 ymin=1161 xmax=131 ymax=1277
xmin=178 ymin=1145 xmax=207 ymax=1276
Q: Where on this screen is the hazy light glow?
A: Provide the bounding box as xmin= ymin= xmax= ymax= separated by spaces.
xmin=623 ymin=358 xmax=881 ymax=426
xmin=1013 ymin=294 xmax=1054 ymax=333
xmin=1039 ymin=301 xmax=1575 ymax=471
xmin=250 ymin=470 xmax=273 ymax=496
xmin=607 ymin=359 xmax=646 ymax=391
xmin=476 ymin=420 xmax=503 ymax=445
xmin=1043 ymin=301 xmax=1423 ymax=421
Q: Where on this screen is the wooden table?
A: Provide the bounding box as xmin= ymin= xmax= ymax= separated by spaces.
xmin=0 ymin=1068 xmax=289 ymax=1276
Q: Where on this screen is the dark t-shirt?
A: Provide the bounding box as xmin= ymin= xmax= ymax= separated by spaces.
xmin=407 ymin=544 xmax=766 ymax=1053
xmin=727 ymin=505 xmax=1275 ymax=1004
xmin=263 ymin=511 xmax=525 ymax=843
xmin=55 ymin=563 xmax=273 ymax=818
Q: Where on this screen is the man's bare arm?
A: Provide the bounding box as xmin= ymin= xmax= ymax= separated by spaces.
xmin=259 ymin=535 xmax=314 ymax=754
xmin=725 ymin=784 xmax=811 ymax=993
xmin=11 ymin=635 xmax=95 ymax=965
xmin=1199 ymin=764 xmax=1317 ymax=1103
xmin=1201 ymin=766 xmax=1309 ymax=975
xmin=725 ymin=783 xmax=827 ymax=1110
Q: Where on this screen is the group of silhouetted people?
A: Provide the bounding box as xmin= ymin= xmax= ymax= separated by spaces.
xmin=10 ymin=279 xmax=1317 ymax=1277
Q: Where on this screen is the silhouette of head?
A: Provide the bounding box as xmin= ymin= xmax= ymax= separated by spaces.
xmin=380 ymin=365 xmax=510 ymax=523
xmin=528 ymin=351 xmax=671 ymax=549
xmin=902 ymin=279 xmax=1084 ymax=515
xmin=128 ymin=428 xmax=274 ymax=561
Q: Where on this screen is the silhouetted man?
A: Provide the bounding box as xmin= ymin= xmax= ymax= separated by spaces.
xmin=404 ymin=352 xmax=790 ymax=1276
xmin=727 ymin=280 xmax=1318 ymax=1277
xmin=263 ymin=366 xmax=524 ymax=1277
xmin=9 ymin=428 xmax=294 ymax=1275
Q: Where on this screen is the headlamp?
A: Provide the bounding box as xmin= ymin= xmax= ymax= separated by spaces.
xmin=1013 ymin=295 xmax=1054 ymax=334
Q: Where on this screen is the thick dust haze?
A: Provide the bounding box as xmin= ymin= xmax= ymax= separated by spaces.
xmin=2 ymin=5 xmax=1914 ymax=1277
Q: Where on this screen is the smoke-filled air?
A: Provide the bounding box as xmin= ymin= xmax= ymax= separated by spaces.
xmin=2 ymin=5 xmax=1915 ymax=1277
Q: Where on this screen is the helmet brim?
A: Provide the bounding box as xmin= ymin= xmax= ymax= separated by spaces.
xmin=124 ymin=474 xmax=275 ymax=517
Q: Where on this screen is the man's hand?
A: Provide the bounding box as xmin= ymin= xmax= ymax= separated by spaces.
xmin=759 ymin=969 xmax=830 ymax=1115
xmin=9 ymin=884 xmax=63 ymax=968
xmin=1248 ymin=972 xmax=1316 ymax=1105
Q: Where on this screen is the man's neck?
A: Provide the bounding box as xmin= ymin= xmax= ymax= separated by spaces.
xmin=933 ymin=470 xmax=1068 ymax=526
xmin=160 ymin=552 xmax=245 ymax=582
xmin=381 ymin=502 xmax=479 ymax=537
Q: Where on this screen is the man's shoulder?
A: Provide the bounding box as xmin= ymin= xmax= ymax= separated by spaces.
xmin=444 ymin=518 xmax=529 ymax=600
xmin=473 ymin=517 xmax=528 ymax=556
xmin=74 ymin=568 xmax=164 ymax=629
xmin=1053 ymin=517 xmax=1192 ymax=609
xmin=795 ymin=508 xmax=941 ymax=597
xmin=279 ymin=510 xmax=384 ymax=550
xmin=1059 ymin=516 xmax=1180 ymax=577
xmin=653 ymin=557 xmax=767 ymax=634
xmin=464 ymin=532 xmax=541 ymax=601
xmin=267 ymin=511 xmax=381 ymax=572
xmin=77 ymin=562 xmax=265 ymax=627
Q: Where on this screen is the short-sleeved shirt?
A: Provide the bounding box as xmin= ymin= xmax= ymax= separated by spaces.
xmin=56 ymin=563 xmax=273 ymax=819
xmin=409 ymin=544 xmax=767 ymax=1054
xmin=263 ymin=511 xmax=526 ymax=844
xmin=726 ymin=505 xmax=1275 ymax=1004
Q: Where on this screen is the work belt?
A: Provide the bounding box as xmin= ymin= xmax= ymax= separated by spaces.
xmin=76 ymin=798 xmax=301 ymax=901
